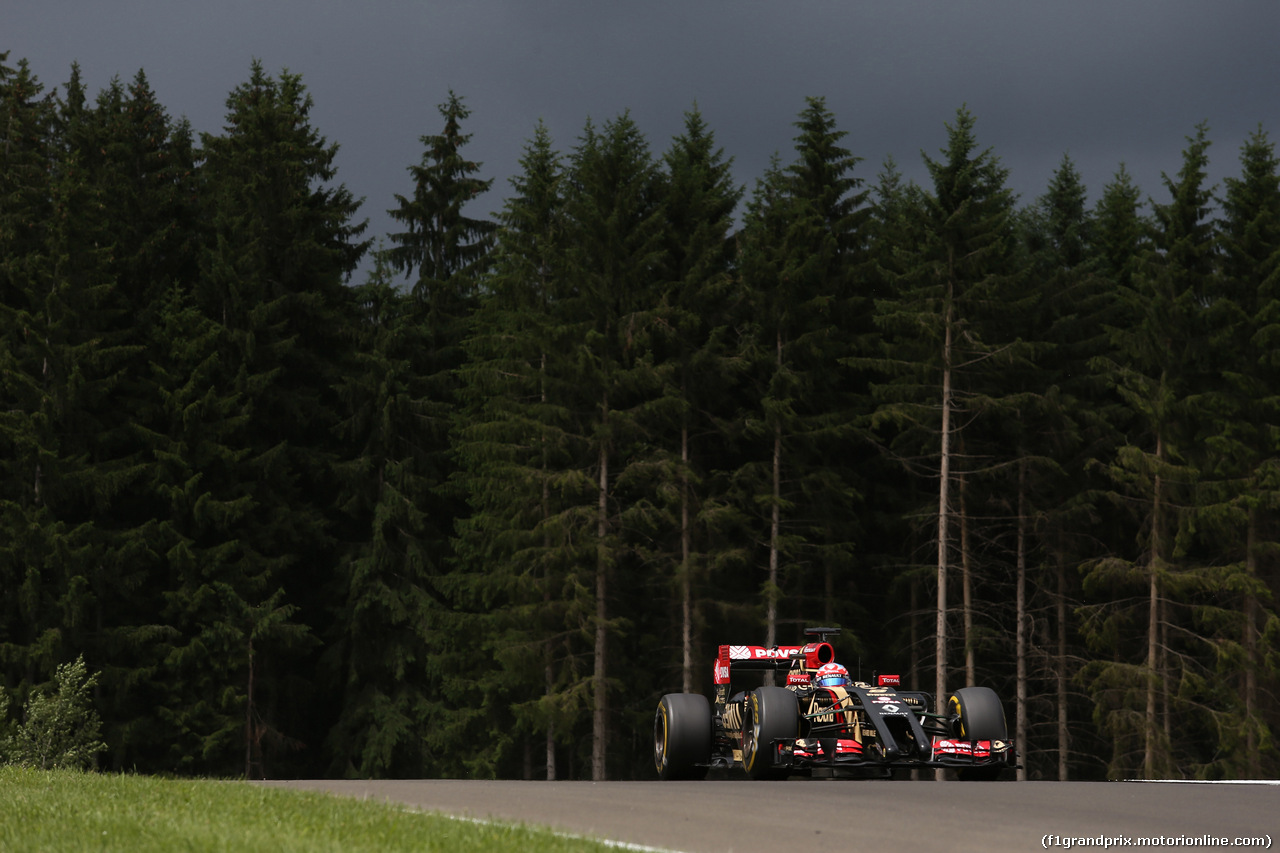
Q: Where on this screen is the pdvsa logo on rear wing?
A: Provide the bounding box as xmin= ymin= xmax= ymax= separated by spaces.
xmin=728 ymin=645 xmax=803 ymax=660
xmin=713 ymin=642 xmax=836 ymax=684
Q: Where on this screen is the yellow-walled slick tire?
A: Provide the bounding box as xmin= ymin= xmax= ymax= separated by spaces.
xmin=741 ymin=686 xmax=798 ymax=781
xmin=947 ymin=685 xmax=1009 ymax=781
xmin=654 ymin=693 xmax=712 ymax=780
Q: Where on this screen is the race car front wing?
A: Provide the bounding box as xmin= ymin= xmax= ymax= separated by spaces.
xmin=775 ymin=734 xmax=1015 ymax=773
xmin=768 ymin=683 xmax=1016 ymax=773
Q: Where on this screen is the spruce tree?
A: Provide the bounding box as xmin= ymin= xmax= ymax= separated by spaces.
xmin=1094 ymin=165 xmax=1148 ymax=289
xmin=862 ymin=107 xmax=1023 ymax=742
xmin=1013 ymin=155 xmax=1111 ymax=779
xmin=862 ymin=157 xmax=936 ymax=693
xmin=560 ymin=113 xmax=666 ymax=780
xmin=370 ymin=91 xmax=495 ymax=776
xmin=735 ymin=156 xmax=793 ymax=656
xmin=453 ymin=123 xmax=584 ymax=779
xmin=1190 ymin=127 xmax=1280 ymax=777
xmin=652 ymin=107 xmax=743 ymax=693
xmin=140 ymin=283 xmax=264 ymax=775
xmin=51 ymin=67 xmax=205 ymax=771
xmin=736 ymin=97 xmax=866 ymax=660
xmin=780 ymin=96 xmax=869 ymax=636
xmin=195 ymin=61 xmax=366 ymax=775
xmin=0 ymin=54 xmax=65 ymax=697
xmin=387 ymin=91 xmax=495 ymax=455
xmin=1081 ymin=124 xmax=1219 ymax=779
xmin=325 ymin=247 xmax=440 ymax=778
xmin=0 ymin=60 xmax=138 ymax=749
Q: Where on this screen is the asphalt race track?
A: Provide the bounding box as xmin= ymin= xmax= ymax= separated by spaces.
xmin=260 ymin=778 xmax=1277 ymax=852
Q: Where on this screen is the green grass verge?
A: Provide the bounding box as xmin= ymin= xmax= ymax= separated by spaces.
xmin=0 ymin=766 xmax=619 ymax=852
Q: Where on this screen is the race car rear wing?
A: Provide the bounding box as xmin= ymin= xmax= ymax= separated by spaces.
xmin=712 ymin=641 xmax=835 ymax=685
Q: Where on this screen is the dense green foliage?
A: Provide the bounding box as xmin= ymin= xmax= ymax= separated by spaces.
xmin=2 ymin=51 xmax=1279 ymax=782
xmin=0 ymin=655 xmax=105 ymax=769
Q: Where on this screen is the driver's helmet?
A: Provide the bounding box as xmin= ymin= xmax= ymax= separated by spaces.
xmin=815 ymin=662 xmax=850 ymax=688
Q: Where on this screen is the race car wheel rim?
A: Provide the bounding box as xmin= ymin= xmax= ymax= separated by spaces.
xmin=743 ymin=693 xmax=761 ymax=772
xmin=654 ymin=705 xmax=669 ymax=774
xmin=949 ymin=694 xmax=965 ymax=738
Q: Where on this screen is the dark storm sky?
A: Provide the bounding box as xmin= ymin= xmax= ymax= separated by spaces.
xmin=8 ymin=1 xmax=1280 ymax=271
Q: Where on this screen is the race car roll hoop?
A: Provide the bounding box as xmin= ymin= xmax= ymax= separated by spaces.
xmin=654 ymin=627 xmax=1018 ymax=780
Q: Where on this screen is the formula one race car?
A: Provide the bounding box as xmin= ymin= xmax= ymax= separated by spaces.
xmin=654 ymin=627 xmax=1016 ymax=780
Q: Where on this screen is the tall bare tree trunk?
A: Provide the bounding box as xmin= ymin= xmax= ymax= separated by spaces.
xmin=1245 ymin=506 xmax=1259 ymax=778
xmin=1056 ymin=530 xmax=1069 ymax=781
xmin=245 ymin=638 xmax=257 ymax=779
xmin=767 ymin=428 xmax=781 ymax=641
xmin=935 ymin=301 xmax=954 ymax=781
xmin=959 ymin=469 xmax=974 ymax=687
xmin=765 ymin=425 xmax=781 ymax=687
xmin=1145 ymin=433 xmax=1163 ymax=780
xmin=1160 ymin=605 xmax=1170 ymax=756
xmin=766 ymin=330 xmax=783 ymax=685
xmin=1015 ymin=459 xmax=1028 ymax=781
xmin=592 ymin=397 xmax=609 ymax=782
xmin=911 ymin=579 xmax=921 ymax=782
xmin=541 ymin=350 xmax=557 ymax=781
xmin=681 ymin=423 xmax=693 ymax=694
xmin=545 ymin=657 xmax=557 ymax=781
xmin=35 ymin=356 xmax=48 ymax=506
xmin=910 ymin=580 xmax=920 ymax=692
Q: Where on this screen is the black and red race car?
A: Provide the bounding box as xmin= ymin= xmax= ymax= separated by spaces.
xmin=654 ymin=627 xmax=1016 ymax=780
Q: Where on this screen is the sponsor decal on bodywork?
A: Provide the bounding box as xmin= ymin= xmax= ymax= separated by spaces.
xmin=727 ymin=644 xmax=804 ymax=660
xmin=794 ymin=738 xmax=863 ymax=759
xmin=931 ymin=738 xmax=1008 ymax=759
xmin=867 ymin=695 xmax=911 ymax=716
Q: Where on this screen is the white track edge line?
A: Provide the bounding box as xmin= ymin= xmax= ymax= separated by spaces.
xmin=396 ymin=806 xmax=687 ymax=853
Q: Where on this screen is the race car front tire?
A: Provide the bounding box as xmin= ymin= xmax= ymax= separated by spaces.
xmin=948 ymin=685 xmax=1007 ymax=741
xmin=947 ymin=686 xmax=1009 ymax=780
xmin=654 ymin=693 xmax=712 ymax=780
xmin=742 ymin=686 xmax=798 ymax=781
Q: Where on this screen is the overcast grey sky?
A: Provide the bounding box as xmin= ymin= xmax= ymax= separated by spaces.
xmin=9 ymin=1 xmax=1280 ymax=275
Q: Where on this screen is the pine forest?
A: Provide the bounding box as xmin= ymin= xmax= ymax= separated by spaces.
xmin=2 ymin=52 xmax=1279 ymax=782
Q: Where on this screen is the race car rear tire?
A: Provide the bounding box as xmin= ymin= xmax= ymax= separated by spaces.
xmin=742 ymin=686 xmax=798 ymax=781
xmin=654 ymin=693 xmax=712 ymax=780
xmin=948 ymin=686 xmax=1008 ymax=781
